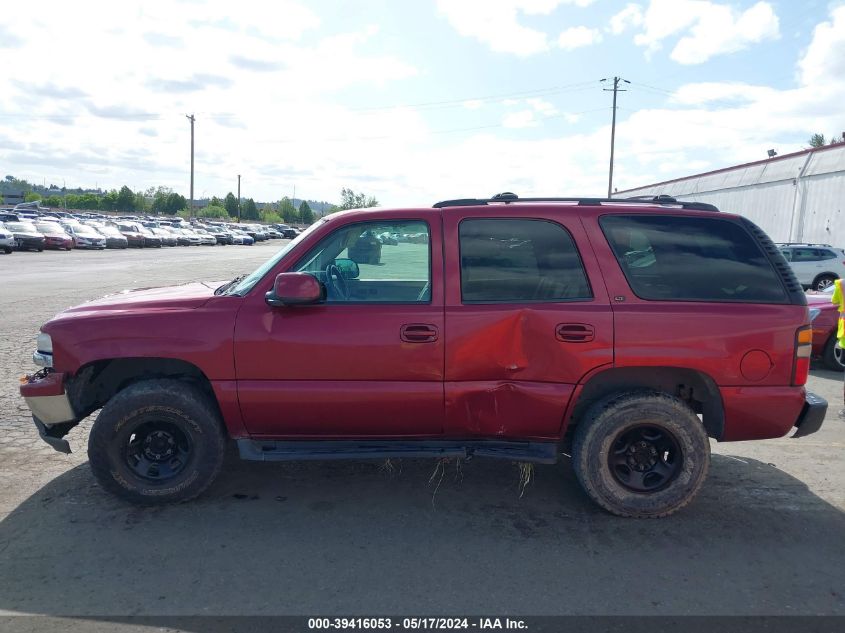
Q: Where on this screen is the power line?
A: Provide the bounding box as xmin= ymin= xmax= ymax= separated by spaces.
xmin=349 ymin=80 xmax=598 ymax=113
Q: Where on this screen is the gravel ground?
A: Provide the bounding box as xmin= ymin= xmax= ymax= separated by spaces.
xmin=0 ymin=243 xmax=843 ymax=622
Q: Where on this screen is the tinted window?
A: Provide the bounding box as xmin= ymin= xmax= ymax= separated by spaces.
xmin=459 ymin=218 xmax=591 ymax=303
xmin=601 ymin=215 xmax=787 ymax=303
xmin=791 ymin=248 xmax=820 ymax=262
xmin=294 ymin=221 xmax=431 ymax=303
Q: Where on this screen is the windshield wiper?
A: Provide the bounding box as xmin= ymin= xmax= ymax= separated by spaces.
xmin=214 ymin=274 xmax=247 ymax=296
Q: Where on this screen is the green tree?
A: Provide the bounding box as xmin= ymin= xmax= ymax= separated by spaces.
xmin=280 ymin=197 xmax=298 ymax=223
xmin=224 ymin=192 xmax=239 ymax=218
xmin=150 ymin=187 xmax=173 ymax=214
xmin=116 ymin=185 xmax=136 ymax=212
xmin=24 ymin=192 xmax=42 ymax=203
xmin=134 ymin=191 xmax=147 ymax=213
xmin=164 ymin=192 xmax=187 ymax=215
xmin=197 ymin=204 xmax=227 ymax=219
xmin=338 ymin=187 xmax=378 ymax=210
xmin=260 ymin=209 xmax=282 ymax=224
xmin=299 ymin=200 xmax=314 ymax=224
xmin=99 ymin=190 xmax=119 ymax=211
xmin=243 ymin=197 xmax=259 ymax=220
xmin=809 ymin=133 xmax=826 ymax=148
xmin=43 ymin=195 xmax=62 ymax=207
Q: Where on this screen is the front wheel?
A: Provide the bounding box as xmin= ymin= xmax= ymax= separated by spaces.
xmin=88 ymin=379 xmax=227 ymax=505
xmin=572 ymin=391 xmax=710 ymax=518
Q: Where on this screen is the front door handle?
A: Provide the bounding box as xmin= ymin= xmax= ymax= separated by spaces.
xmin=556 ymin=323 xmax=595 ymax=343
xmin=401 ymin=323 xmax=439 ymax=343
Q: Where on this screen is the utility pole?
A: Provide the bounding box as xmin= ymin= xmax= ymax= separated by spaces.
xmin=601 ymin=77 xmax=629 ymax=198
xmin=237 ymin=174 xmax=241 ymax=223
xmin=186 ymin=114 xmax=195 ymax=217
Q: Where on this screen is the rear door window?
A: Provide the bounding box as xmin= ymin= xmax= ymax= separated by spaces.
xmin=458 ymin=218 xmax=592 ymax=302
xmin=600 ymin=215 xmax=787 ymax=303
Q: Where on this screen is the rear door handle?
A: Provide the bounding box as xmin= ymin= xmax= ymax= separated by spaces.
xmin=401 ymin=323 xmax=439 ymax=343
xmin=556 ymin=323 xmax=595 ymax=343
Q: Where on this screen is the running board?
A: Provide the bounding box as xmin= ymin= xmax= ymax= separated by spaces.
xmin=237 ymin=439 xmax=558 ymax=464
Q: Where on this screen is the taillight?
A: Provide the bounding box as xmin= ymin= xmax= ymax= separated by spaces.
xmin=793 ymin=326 xmax=812 ymax=386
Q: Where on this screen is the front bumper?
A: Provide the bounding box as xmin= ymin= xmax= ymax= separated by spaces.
xmin=792 ymin=391 xmax=827 ymax=438
xmin=15 ymin=236 xmax=44 ymax=250
xmin=20 ymin=370 xmax=77 ymax=453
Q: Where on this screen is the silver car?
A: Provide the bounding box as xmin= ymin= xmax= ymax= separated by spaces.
xmin=0 ymin=222 xmax=15 ymax=254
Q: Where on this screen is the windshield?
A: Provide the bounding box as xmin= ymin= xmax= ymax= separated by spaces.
xmin=7 ymin=222 xmax=34 ymax=231
xmin=225 ymin=219 xmax=326 ymax=295
xmin=36 ymin=222 xmax=64 ymax=233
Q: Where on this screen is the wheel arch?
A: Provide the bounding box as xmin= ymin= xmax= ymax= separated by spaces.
xmin=565 ymin=366 xmax=724 ymax=440
xmin=67 ymin=357 xmax=221 ymax=421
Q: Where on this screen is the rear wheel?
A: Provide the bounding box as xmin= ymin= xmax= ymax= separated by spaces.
xmin=572 ymin=391 xmax=710 ymax=518
xmin=814 ymin=274 xmax=837 ymax=291
xmin=88 ymin=379 xmax=227 ymax=505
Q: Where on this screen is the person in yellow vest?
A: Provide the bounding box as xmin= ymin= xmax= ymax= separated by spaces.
xmin=831 ymin=279 xmax=845 ymax=415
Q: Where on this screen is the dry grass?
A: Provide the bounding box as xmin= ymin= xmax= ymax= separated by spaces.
xmin=517 ymin=462 xmax=534 ymax=498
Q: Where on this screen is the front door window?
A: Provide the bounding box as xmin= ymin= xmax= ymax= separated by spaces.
xmin=294 ymin=221 xmax=431 ymax=303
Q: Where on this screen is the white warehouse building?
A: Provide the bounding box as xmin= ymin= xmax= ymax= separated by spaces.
xmin=616 ymin=143 xmax=845 ymax=247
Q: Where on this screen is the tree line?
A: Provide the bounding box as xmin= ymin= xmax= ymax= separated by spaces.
xmin=3 ymin=175 xmax=380 ymax=225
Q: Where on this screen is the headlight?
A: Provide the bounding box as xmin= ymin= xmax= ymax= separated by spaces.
xmin=37 ymin=332 xmax=53 ymax=353
xmin=809 ymin=308 xmax=821 ymax=322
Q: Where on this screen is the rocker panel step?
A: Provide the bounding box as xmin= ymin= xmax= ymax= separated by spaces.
xmin=237 ymin=439 xmax=558 ymax=464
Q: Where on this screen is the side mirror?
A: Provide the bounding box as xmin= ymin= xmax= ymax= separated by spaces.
xmin=265 ymin=273 xmax=324 ymax=307
xmin=334 ymin=258 xmax=360 ymax=280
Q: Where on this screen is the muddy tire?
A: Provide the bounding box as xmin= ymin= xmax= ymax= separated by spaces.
xmin=572 ymin=391 xmax=710 ymax=518
xmin=88 ymin=379 xmax=227 ymax=505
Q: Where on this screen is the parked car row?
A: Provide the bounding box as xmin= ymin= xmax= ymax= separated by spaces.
xmin=0 ymin=209 xmax=301 ymax=254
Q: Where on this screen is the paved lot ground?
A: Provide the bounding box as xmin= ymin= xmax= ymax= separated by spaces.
xmin=0 ymin=244 xmax=843 ymax=621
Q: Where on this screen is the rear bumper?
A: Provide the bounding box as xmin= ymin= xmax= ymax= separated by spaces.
xmin=720 ymin=386 xmax=826 ymax=441
xmin=792 ymin=391 xmax=827 ymax=438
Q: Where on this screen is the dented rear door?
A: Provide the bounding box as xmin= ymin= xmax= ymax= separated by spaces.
xmin=443 ymin=206 xmax=613 ymax=439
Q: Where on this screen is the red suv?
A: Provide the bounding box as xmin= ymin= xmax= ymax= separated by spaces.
xmin=20 ymin=194 xmax=826 ymax=517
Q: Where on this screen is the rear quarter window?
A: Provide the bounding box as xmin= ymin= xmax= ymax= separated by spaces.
xmin=600 ymin=215 xmax=788 ymax=303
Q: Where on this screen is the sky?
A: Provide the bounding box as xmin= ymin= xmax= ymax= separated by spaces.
xmin=0 ymin=0 xmax=843 ymax=207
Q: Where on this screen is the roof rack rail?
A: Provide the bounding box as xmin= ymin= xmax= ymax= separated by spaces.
xmin=432 ymin=193 xmax=720 ymax=212
xmin=775 ymin=242 xmax=833 ymax=247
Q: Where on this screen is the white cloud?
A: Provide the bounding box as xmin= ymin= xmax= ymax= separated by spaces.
xmin=435 ymin=0 xmax=597 ymax=56
xmin=629 ymin=0 xmax=779 ymax=64
xmin=463 ymin=99 xmax=484 ymax=110
xmin=558 ymin=26 xmax=603 ymax=50
xmin=526 ymin=98 xmax=559 ymax=115
xmin=608 ymin=3 xmax=644 ymax=35
xmin=798 ymin=5 xmax=845 ymax=86
xmin=1 ymin=0 xmax=843 ymax=208
xmin=671 ymin=1 xmax=780 ymax=64
xmin=502 ymin=110 xmax=538 ymax=128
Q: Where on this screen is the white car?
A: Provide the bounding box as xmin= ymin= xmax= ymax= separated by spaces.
xmin=192 ymin=228 xmax=218 ymax=246
xmin=0 ymin=222 xmax=15 ymax=254
xmin=778 ymin=244 xmax=845 ymax=291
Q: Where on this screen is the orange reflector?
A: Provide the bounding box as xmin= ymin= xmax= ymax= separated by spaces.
xmin=797 ymin=328 xmax=813 ymax=345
